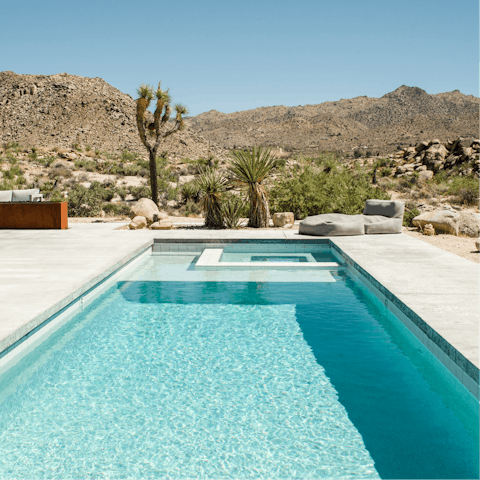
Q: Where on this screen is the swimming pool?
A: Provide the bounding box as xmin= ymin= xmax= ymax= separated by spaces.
xmin=0 ymin=241 xmax=478 ymax=479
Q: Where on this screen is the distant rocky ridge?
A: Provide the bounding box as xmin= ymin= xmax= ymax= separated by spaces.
xmin=187 ymin=86 xmax=479 ymax=154
xmin=0 ymin=71 xmax=228 ymax=160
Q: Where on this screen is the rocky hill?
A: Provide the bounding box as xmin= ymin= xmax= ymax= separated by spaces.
xmin=187 ymin=86 xmax=479 ymax=155
xmin=0 ymin=71 xmax=227 ymax=160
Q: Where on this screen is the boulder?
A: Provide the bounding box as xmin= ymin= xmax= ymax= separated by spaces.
xmin=418 ymin=170 xmax=434 ymax=182
xmin=413 ymin=210 xmax=459 ymax=235
xmin=423 ymin=224 xmax=435 ymax=236
xmin=150 ymin=220 xmax=173 ymax=230
xmin=424 ymin=144 xmax=448 ymax=162
xmin=415 ymin=141 xmax=430 ymax=153
xmin=272 ymin=212 xmax=295 ymax=227
xmin=129 ymin=216 xmax=147 ymax=229
xmin=457 ymin=212 xmax=480 ymax=237
xmin=131 ymin=198 xmax=160 ymax=224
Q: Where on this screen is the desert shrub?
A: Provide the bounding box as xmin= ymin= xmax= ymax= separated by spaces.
xmin=183 ymin=157 xmax=219 ymax=174
xmin=128 ymin=186 xmax=151 ymax=200
xmin=403 ymin=202 xmax=420 ymax=227
xmin=103 ymin=203 xmax=132 ymax=217
xmin=444 ymin=176 xmax=478 ymax=195
xmin=74 ymin=159 xmax=97 ymax=172
xmin=6 ymin=152 xmax=17 ymax=164
xmin=181 ymin=181 xmax=201 ymax=203
xmin=458 ymin=187 xmax=479 ymax=205
xmin=87 ymin=181 xmax=115 ymax=201
xmin=121 ymin=150 xmax=139 ymax=163
xmin=269 ymin=163 xmax=390 ymax=220
xmin=3 ymin=164 xmax=23 ymax=180
xmin=49 ymin=190 xmax=66 ymax=202
xmin=353 ymin=150 xmax=362 ymax=159
xmin=28 ymin=151 xmax=38 ymax=161
xmin=37 ymin=155 xmax=57 ymax=167
xmin=183 ymin=200 xmax=202 ymax=217
xmin=380 ymin=167 xmax=392 ymax=177
xmin=49 ymin=164 xmax=73 ymax=179
xmin=85 ymin=145 xmax=91 ymax=152
xmin=67 ymin=184 xmax=102 ymax=217
xmin=115 ymin=186 xmax=129 ymax=200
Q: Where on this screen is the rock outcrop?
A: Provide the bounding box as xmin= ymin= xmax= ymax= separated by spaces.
xmin=391 ymin=138 xmax=479 ymax=178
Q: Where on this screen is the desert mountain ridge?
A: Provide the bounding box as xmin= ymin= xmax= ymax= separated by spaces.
xmin=187 ymin=85 xmax=479 ymax=154
xmin=0 ymin=71 xmax=478 ymax=158
xmin=0 ymin=71 xmax=227 ymax=160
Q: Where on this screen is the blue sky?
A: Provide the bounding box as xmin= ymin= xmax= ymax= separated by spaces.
xmin=2 ymin=0 xmax=478 ymax=116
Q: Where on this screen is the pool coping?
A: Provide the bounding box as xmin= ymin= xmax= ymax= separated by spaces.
xmin=0 ymin=227 xmax=478 ymax=398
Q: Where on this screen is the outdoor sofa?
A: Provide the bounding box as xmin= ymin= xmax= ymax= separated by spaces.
xmin=299 ymin=199 xmax=405 ymax=236
xmin=0 ymin=188 xmax=43 ymax=202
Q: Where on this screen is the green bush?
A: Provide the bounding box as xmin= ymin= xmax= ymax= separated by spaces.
xmin=49 ymin=190 xmax=66 ymax=202
xmin=3 ymin=164 xmax=23 ymax=180
xmin=183 ymin=200 xmax=202 ymax=217
xmin=128 ymin=186 xmax=151 ymax=200
xmin=37 ymin=155 xmax=57 ymax=167
xmin=181 ymin=182 xmax=201 ymax=203
xmin=121 ymin=150 xmax=140 ymax=162
xmin=458 ymin=187 xmax=479 ymax=205
xmin=403 ymin=202 xmax=420 ymax=227
xmin=67 ymin=184 xmax=103 ymax=217
xmin=269 ymin=162 xmax=390 ymax=220
xmin=103 ymin=203 xmax=132 ymax=217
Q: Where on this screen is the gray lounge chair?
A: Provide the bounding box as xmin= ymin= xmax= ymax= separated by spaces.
xmin=299 ymin=200 xmax=404 ymax=236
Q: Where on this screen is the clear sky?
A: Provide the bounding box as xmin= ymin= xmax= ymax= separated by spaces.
xmin=2 ymin=0 xmax=478 ymax=116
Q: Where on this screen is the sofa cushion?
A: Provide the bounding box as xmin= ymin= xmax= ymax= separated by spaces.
xmin=12 ymin=189 xmax=40 ymax=202
xmin=363 ymin=216 xmax=403 ymax=234
xmin=0 ymin=190 xmax=13 ymax=202
xmin=299 ymin=214 xmax=365 ymax=236
xmin=363 ymin=200 xmax=404 ymax=219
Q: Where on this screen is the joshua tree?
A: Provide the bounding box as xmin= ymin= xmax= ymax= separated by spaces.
xmin=196 ymin=167 xmax=228 ymax=228
xmin=229 ymin=147 xmax=276 ymax=228
xmin=136 ymin=82 xmax=188 ymax=206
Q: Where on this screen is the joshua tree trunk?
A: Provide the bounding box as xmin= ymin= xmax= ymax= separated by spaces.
xmin=148 ymin=148 xmax=159 ymax=205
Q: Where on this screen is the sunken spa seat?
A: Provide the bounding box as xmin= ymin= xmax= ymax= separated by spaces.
xmin=299 ymin=200 xmax=405 ymax=236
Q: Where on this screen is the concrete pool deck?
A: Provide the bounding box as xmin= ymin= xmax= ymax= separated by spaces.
xmin=0 ymin=224 xmax=478 ymax=396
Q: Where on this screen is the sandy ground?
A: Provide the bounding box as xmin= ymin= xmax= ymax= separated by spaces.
xmin=68 ymin=217 xmax=479 ymax=264
xmin=402 ymin=227 xmax=479 ymax=263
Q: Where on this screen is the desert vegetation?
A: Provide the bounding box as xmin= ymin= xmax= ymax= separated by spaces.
xmin=0 ymin=136 xmax=478 ymax=231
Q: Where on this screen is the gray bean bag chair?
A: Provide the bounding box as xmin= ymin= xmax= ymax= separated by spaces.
xmin=298 ymin=200 xmax=404 ymax=236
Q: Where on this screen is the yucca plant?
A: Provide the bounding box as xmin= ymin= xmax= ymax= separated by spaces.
xmin=181 ymin=181 xmax=201 ymax=203
xmin=220 ymin=195 xmax=243 ymax=229
xmin=229 ymin=147 xmax=277 ymax=228
xmin=136 ymin=82 xmax=188 ymax=206
xmin=196 ymin=167 xmax=228 ymax=228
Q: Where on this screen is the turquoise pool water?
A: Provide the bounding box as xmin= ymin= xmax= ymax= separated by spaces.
xmin=0 ymin=250 xmax=478 ymax=479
